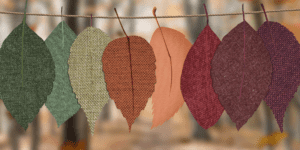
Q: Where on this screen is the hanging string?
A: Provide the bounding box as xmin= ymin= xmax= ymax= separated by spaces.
xmin=0 ymin=8 xmax=299 ymax=19
xmin=261 ymin=4 xmax=275 ymax=49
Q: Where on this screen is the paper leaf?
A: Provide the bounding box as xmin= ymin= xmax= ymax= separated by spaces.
xmin=0 ymin=22 xmax=55 ymax=130
xmin=102 ymin=36 xmax=156 ymax=132
xmin=150 ymin=27 xmax=192 ymax=128
xmin=257 ymin=21 xmax=300 ymax=132
xmin=181 ymin=25 xmax=224 ymax=129
xmin=211 ymin=21 xmax=272 ymax=130
xmin=44 ymin=21 xmax=81 ymax=127
xmin=68 ymin=27 xmax=111 ymax=135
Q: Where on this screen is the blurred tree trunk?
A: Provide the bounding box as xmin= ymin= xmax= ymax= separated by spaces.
xmin=63 ymin=0 xmax=80 ymax=147
xmin=183 ymin=0 xmax=210 ymax=141
xmin=294 ymin=93 xmax=300 ymax=141
xmin=107 ymin=0 xmax=118 ymax=37
xmin=126 ymin=0 xmax=136 ymax=34
xmin=77 ymin=108 xmax=89 ymax=150
xmin=262 ymin=101 xmax=274 ymax=150
xmin=100 ymin=0 xmax=118 ymax=123
xmin=0 ymin=101 xmax=2 ymax=134
xmin=295 ymin=97 xmax=300 ymax=141
xmin=31 ymin=114 xmax=40 ymax=150
xmin=9 ymin=120 xmax=20 ymax=150
xmin=85 ymin=0 xmax=96 ymax=27
xmin=7 ymin=110 xmax=25 ymax=150
xmin=284 ymin=102 xmax=292 ymax=150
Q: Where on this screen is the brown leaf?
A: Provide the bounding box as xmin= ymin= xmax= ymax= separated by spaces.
xmin=150 ymin=27 xmax=192 ymax=128
xmin=102 ymin=36 xmax=156 ymax=132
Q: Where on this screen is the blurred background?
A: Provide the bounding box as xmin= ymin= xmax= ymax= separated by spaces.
xmin=0 ymin=0 xmax=300 ymax=149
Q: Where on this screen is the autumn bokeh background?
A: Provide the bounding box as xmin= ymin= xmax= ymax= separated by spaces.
xmin=0 ymin=0 xmax=300 ymax=150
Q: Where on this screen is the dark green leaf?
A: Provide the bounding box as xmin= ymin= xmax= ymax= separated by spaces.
xmin=0 ymin=22 xmax=55 ymax=130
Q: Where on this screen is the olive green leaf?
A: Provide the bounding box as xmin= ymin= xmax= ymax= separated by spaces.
xmin=45 ymin=21 xmax=81 ymax=127
xmin=68 ymin=27 xmax=111 ymax=135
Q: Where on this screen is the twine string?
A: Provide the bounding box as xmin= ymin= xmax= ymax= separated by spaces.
xmin=0 ymin=8 xmax=299 ymax=19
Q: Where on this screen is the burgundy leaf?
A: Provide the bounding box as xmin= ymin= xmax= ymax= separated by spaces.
xmin=257 ymin=4 xmax=300 ymax=132
xmin=211 ymin=9 xmax=272 ymax=130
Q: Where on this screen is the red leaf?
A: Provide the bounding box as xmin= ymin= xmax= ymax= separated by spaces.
xmin=102 ymin=36 xmax=156 ymax=132
xmin=211 ymin=16 xmax=272 ymax=130
xmin=181 ymin=23 xmax=224 ymax=129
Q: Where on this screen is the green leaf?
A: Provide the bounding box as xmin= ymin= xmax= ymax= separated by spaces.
xmin=68 ymin=27 xmax=111 ymax=135
xmin=45 ymin=21 xmax=80 ymax=127
xmin=0 ymin=20 xmax=55 ymax=130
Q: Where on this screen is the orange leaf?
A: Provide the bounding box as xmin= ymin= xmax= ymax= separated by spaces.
xmin=274 ymin=0 xmax=296 ymax=4
xmin=60 ymin=139 xmax=87 ymax=150
xmin=282 ymin=23 xmax=300 ymax=42
xmin=256 ymin=132 xmax=288 ymax=148
xmin=150 ymin=27 xmax=192 ymax=128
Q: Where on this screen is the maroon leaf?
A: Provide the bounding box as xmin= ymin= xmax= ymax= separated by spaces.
xmin=211 ymin=5 xmax=272 ymax=130
xmin=257 ymin=4 xmax=300 ymax=132
xmin=180 ymin=4 xmax=224 ymax=129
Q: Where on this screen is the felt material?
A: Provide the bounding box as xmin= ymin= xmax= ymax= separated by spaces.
xmin=102 ymin=36 xmax=156 ymax=132
xmin=211 ymin=21 xmax=272 ymax=130
xmin=0 ymin=23 xmax=55 ymax=130
xmin=150 ymin=27 xmax=192 ymax=129
xmin=257 ymin=21 xmax=300 ymax=132
xmin=68 ymin=27 xmax=111 ymax=135
xmin=45 ymin=21 xmax=81 ymax=128
xmin=181 ymin=24 xmax=224 ymax=129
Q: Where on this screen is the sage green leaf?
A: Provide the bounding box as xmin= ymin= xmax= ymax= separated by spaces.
xmin=68 ymin=27 xmax=111 ymax=135
xmin=45 ymin=21 xmax=81 ymax=127
xmin=0 ymin=1 xmax=55 ymax=130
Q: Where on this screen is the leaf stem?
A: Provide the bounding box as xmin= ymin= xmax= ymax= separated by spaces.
xmin=261 ymin=4 xmax=275 ymax=51
xmin=238 ymin=4 xmax=246 ymax=103
xmin=153 ymin=7 xmax=173 ymax=95
xmin=22 ymin=0 xmax=28 ymax=87
xmin=114 ymin=8 xmax=134 ymax=131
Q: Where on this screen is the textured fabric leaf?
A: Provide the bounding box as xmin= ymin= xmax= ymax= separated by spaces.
xmin=45 ymin=21 xmax=80 ymax=127
xmin=0 ymin=23 xmax=55 ymax=130
xmin=211 ymin=21 xmax=272 ymax=130
xmin=102 ymin=36 xmax=156 ymax=132
xmin=181 ymin=25 xmax=224 ymax=129
xmin=68 ymin=27 xmax=111 ymax=135
xmin=150 ymin=27 xmax=192 ymax=128
xmin=257 ymin=21 xmax=300 ymax=132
